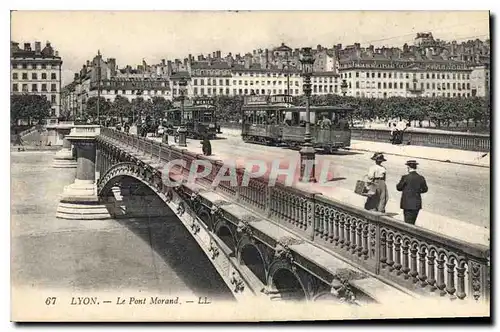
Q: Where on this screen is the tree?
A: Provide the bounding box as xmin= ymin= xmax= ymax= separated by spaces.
xmin=85 ymin=96 xmax=111 ymax=121
xmin=110 ymin=95 xmax=132 ymax=122
xmin=11 ymin=94 xmax=51 ymax=126
xmin=151 ymin=96 xmax=172 ymax=121
xmin=131 ymin=97 xmax=153 ymax=122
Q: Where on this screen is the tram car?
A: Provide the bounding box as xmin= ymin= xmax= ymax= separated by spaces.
xmin=165 ymin=98 xmax=219 ymax=139
xmin=241 ymin=94 xmax=352 ymax=153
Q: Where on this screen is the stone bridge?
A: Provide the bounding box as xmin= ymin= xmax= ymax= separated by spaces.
xmin=53 ymin=125 xmax=490 ymax=306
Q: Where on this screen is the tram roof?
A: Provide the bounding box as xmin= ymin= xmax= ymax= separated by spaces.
xmin=166 ymin=105 xmax=215 ymax=112
xmin=242 ymin=105 xmax=355 ymax=112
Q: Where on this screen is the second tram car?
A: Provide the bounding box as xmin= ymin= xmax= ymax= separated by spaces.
xmin=241 ymin=94 xmax=352 ymax=153
xmin=165 ymin=98 xmax=219 ymax=139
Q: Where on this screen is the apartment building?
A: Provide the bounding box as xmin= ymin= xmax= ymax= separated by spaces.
xmin=11 ymin=41 xmax=63 ymax=116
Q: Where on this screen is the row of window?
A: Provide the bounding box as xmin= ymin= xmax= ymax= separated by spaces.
xmin=193 ymin=78 xmax=301 ymax=87
xmin=353 ymin=81 xmax=471 ymax=91
xmin=354 ymin=91 xmax=472 ymax=98
xmin=313 ymin=85 xmax=339 ymax=93
xmin=234 ymin=72 xmax=300 ymax=78
xmin=12 ymin=83 xmax=57 ymax=92
xmin=13 ymin=63 xmax=58 ymax=70
xmin=190 ymin=87 xmax=301 ymax=96
xmin=341 ymin=71 xmax=471 ymax=80
xmin=12 ymin=88 xmax=57 ymax=103
xmin=12 ymin=72 xmax=57 ymax=80
xmin=101 ymin=89 xmax=168 ymax=96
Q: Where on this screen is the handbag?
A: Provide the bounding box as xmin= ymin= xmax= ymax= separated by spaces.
xmin=354 ymin=178 xmax=376 ymax=197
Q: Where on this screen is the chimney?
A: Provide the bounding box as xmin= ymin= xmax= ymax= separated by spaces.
xmin=74 ymin=73 xmax=79 ymax=81
xmin=167 ymin=60 xmax=173 ymax=75
xmin=212 ymin=52 xmax=216 ymax=58
xmin=367 ymin=45 xmax=374 ymax=57
xmin=183 ymin=58 xmax=188 ymax=66
xmin=86 ymin=60 xmax=90 ymax=67
xmin=107 ymin=58 xmax=116 ymax=75
xmin=35 ymin=41 xmax=41 ymax=53
xmin=216 ymin=50 xmax=221 ymax=58
xmin=24 ymin=43 xmax=31 ymax=51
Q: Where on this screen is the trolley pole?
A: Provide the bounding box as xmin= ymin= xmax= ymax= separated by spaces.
xmin=299 ymin=47 xmax=316 ymax=183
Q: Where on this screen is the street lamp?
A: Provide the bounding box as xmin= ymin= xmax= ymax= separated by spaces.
xmin=341 ymin=79 xmax=348 ymax=97
xmin=299 ymin=47 xmax=316 ymax=183
xmin=171 ymin=73 xmax=190 ymax=147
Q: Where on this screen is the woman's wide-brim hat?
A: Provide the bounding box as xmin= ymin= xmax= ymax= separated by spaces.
xmin=405 ymin=160 xmax=419 ymax=166
xmin=371 ymin=152 xmax=387 ymax=162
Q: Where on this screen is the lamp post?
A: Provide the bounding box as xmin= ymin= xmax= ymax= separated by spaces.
xmin=96 ymin=50 xmax=101 ymax=125
xmin=171 ymin=73 xmax=190 ymax=147
xmin=341 ymin=79 xmax=348 ymax=97
xmin=299 ymin=47 xmax=316 ymax=183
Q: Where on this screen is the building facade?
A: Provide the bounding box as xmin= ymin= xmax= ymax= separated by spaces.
xmin=62 ymin=33 xmax=490 ymax=119
xmin=470 ymin=64 xmax=490 ymax=97
xmin=11 ymin=41 xmax=63 ymax=116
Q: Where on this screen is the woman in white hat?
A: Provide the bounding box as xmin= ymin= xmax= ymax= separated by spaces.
xmin=364 ymin=152 xmax=388 ymax=213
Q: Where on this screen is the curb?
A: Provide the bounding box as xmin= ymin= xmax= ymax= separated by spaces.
xmin=348 ymin=147 xmax=490 ymax=169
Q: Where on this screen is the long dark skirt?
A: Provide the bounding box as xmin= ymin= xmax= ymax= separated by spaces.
xmin=364 ymin=179 xmax=388 ymax=213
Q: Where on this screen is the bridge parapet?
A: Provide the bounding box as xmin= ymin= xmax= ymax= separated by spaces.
xmin=97 ymin=127 xmax=490 ymax=304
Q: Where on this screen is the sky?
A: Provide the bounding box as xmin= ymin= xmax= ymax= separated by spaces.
xmin=10 ymin=11 xmax=490 ymax=86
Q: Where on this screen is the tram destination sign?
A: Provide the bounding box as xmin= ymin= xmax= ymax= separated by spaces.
xmin=244 ymin=95 xmax=268 ymax=105
xmin=269 ymin=94 xmax=293 ymax=104
xmin=193 ymin=98 xmax=215 ymax=106
xmin=244 ymin=94 xmax=293 ymax=106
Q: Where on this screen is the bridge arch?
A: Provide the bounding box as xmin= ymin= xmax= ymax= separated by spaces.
xmin=236 ymin=237 xmax=268 ymax=285
xmin=267 ymin=259 xmax=308 ymax=301
xmin=212 ymin=218 xmax=237 ymax=251
xmin=97 ymin=162 xmax=157 ymax=197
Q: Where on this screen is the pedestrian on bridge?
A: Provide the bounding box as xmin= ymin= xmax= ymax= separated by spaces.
xmin=201 ymin=134 xmax=212 ymax=156
xmin=396 ymin=160 xmax=428 ymax=225
xmin=364 ymin=153 xmax=388 ymax=213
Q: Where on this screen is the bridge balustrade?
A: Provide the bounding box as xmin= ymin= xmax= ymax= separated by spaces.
xmin=98 ymin=127 xmax=490 ymax=303
xmin=350 ymin=128 xmax=490 ymax=152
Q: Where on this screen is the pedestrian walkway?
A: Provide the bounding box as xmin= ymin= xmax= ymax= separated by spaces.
xmin=151 ymin=135 xmax=489 ymax=247
xmin=349 ymin=140 xmax=490 ymax=168
xmin=219 ymin=127 xmax=490 ymax=168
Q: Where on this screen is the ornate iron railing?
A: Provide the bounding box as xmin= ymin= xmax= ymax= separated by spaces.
xmin=98 ymin=127 xmax=490 ymax=302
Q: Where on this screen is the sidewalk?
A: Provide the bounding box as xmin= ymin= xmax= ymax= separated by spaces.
xmin=220 ymin=127 xmax=490 ymax=168
xmin=150 ymin=135 xmax=489 ymax=247
xmin=349 ymin=140 xmax=490 ymax=168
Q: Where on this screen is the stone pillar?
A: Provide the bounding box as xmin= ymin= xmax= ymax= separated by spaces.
xmin=56 ymin=125 xmax=111 ymax=220
xmin=62 ymin=138 xmax=72 ymax=149
xmin=53 ymin=127 xmax=77 ymax=168
xmin=75 ymin=142 xmax=96 ymax=181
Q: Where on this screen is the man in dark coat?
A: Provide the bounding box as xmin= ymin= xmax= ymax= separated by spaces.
xmin=396 ymin=160 xmax=428 ymax=225
xmin=202 ymin=135 xmax=212 ymax=156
